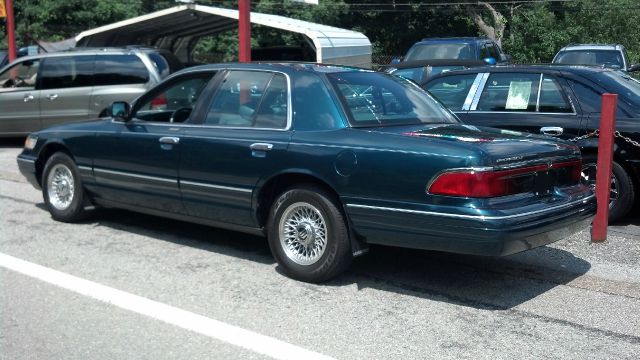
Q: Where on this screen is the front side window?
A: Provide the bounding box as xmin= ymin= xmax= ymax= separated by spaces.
xmin=94 ymin=55 xmax=149 ymax=86
xmin=476 ymin=73 xmax=540 ymax=112
xmin=488 ymin=44 xmax=499 ymax=59
xmin=424 ymin=73 xmax=478 ymax=110
xmin=205 ymin=71 xmax=289 ymax=129
xmin=327 ymin=71 xmax=458 ymax=126
xmin=480 ymin=45 xmax=490 ymax=59
xmin=134 ymin=72 xmax=215 ymax=122
xmin=40 ymin=56 xmax=94 ymax=90
xmin=0 ymin=59 xmax=40 ymax=89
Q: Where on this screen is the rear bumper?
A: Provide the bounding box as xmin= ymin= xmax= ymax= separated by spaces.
xmin=346 ymin=194 xmax=596 ymax=256
xmin=16 ymin=154 xmax=40 ymax=190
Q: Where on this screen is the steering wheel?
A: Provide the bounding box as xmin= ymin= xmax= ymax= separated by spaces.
xmin=169 ymin=107 xmax=192 ymax=123
xmin=3 ymin=76 xmax=25 ymax=88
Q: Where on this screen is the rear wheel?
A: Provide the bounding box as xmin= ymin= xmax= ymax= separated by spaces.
xmin=267 ymin=185 xmax=352 ymax=283
xmin=42 ymin=152 xmax=89 ymax=222
xmin=581 ymin=154 xmax=635 ymax=222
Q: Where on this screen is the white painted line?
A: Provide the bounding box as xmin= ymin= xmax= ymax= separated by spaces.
xmin=0 ymin=252 xmax=335 ymax=360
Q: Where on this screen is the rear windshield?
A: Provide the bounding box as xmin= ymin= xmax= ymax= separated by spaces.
xmin=327 ymin=71 xmax=458 ymax=127
xmin=554 ymin=50 xmax=624 ymax=69
xmin=593 ymin=71 xmax=640 ymax=106
xmin=405 ymin=44 xmax=475 ymax=61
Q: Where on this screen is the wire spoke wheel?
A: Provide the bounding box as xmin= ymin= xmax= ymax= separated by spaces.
xmin=46 ymin=163 xmax=75 ymax=210
xmin=279 ymin=202 xmax=328 ymax=266
xmin=581 ymin=162 xmax=618 ymax=209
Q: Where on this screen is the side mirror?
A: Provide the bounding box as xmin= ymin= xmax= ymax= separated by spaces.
xmin=628 ymin=64 xmax=640 ymax=72
xmin=108 ymin=101 xmax=131 ymax=121
xmin=483 ymin=57 xmax=497 ymax=65
xmin=391 ymin=57 xmax=402 ymax=64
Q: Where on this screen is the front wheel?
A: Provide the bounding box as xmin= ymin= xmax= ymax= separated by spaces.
xmin=581 ymin=154 xmax=635 ymax=222
xmin=267 ymin=185 xmax=352 ymax=283
xmin=42 ymin=152 xmax=89 ymax=222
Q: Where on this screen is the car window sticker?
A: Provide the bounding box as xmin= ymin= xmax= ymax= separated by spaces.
xmin=506 ymin=81 xmax=532 ymax=110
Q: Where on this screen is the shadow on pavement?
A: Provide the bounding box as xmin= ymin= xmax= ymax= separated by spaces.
xmin=34 ymin=204 xmax=591 ymax=310
xmin=329 ymin=244 xmax=591 ymax=310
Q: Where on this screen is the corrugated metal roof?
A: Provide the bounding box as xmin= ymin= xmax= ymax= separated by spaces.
xmin=74 ymin=4 xmax=371 ymax=67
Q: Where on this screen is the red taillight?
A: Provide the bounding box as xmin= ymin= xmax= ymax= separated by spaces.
xmin=150 ymin=94 xmax=167 ymax=109
xmin=428 ymin=161 xmax=581 ymax=198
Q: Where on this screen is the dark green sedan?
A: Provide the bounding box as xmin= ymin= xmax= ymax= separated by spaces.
xmin=17 ymin=63 xmax=596 ymax=282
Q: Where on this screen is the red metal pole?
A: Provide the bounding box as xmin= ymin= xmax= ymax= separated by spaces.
xmin=591 ymin=93 xmax=618 ymax=242
xmin=238 ymin=0 xmax=251 ymax=63
xmin=5 ymin=0 xmax=17 ymax=62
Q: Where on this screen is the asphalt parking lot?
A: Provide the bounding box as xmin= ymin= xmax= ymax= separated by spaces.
xmin=1 ymin=139 xmax=640 ymax=359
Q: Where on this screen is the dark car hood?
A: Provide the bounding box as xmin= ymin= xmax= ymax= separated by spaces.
xmin=367 ymin=123 xmax=580 ymax=166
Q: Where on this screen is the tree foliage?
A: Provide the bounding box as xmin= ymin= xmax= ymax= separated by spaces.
xmin=1 ymin=0 xmax=640 ymax=66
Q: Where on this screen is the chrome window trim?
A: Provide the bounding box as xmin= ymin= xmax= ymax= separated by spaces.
xmin=462 ymin=73 xmax=485 ymax=111
xmin=468 ymin=111 xmax=577 ymax=116
xmin=113 ymin=69 xmax=293 ymax=132
xmin=469 ymin=73 xmax=490 ymax=110
xmin=346 ymin=194 xmax=595 ymax=221
xmin=179 ymin=180 xmax=253 ymax=193
xmin=202 ymin=69 xmax=293 ymax=131
xmin=93 ymin=168 xmax=176 ymax=184
xmin=535 ymin=73 xmax=544 ymax=112
xmin=470 ymin=72 xmax=577 ymax=115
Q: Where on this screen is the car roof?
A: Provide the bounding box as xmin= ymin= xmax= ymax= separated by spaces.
xmin=423 ymin=64 xmax=620 ymax=83
xmin=415 ymin=37 xmax=491 ymax=45
xmin=559 ymin=44 xmax=624 ymax=51
xmin=175 ymin=62 xmax=373 ymax=77
xmin=385 ymin=59 xmax=487 ymax=70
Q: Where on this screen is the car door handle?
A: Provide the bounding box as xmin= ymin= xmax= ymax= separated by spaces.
xmin=23 ymin=94 xmax=34 ymax=103
xmin=540 ymin=127 xmax=563 ymax=136
xmin=159 ymin=136 xmax=180 ymax=145
xmin=250 ymin=143 xmax=273 ymax=151
xmin=46 ymin=94 xmax=58 ymax=101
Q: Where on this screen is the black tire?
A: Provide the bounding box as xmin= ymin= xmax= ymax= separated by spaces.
xmin=267 ymin=185 xmax=352 ymax=283
xmin=42 ymin=152 xmax=89 ymax=222
xmin=581 ymin=154 xmax=635 ymax=222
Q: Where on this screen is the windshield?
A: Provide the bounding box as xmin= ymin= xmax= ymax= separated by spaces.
xmin=391 ymin=66 xmax=466 ymax=83
xmin=327 ymin=71 xmax=459 ymax=127
xmin=554 ymin=50 xmax=624 ymax=69
xmin=405 ymin=44 xmax=475 ymax=61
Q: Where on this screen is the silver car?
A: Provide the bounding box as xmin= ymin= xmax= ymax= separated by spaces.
xmin=0 ymin=47 xmax=182 ymax=137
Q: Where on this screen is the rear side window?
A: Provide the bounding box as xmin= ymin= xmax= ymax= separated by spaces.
xmin=424 ymin=74 xmax=477 ymax=110
xmin=477 ymin=73 xmax=540 ymax=111
xmin=205 ymin=70 xmax=289 ymax=129
xmin=40 ymin=55 xmax=94 ymax=90
xmin=538 ymin=75 xmax=572 ymax=113
xmin=94 ymin=55 xmax=149 ymax=86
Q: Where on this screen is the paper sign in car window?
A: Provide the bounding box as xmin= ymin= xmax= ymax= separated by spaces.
xmin=505 ymin=81 xmax=532 ymax=110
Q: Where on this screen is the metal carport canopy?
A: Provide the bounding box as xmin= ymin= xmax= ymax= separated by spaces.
xmin=74 ymin=4 xmax=372 ymax=68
